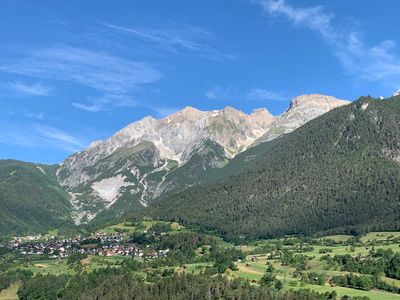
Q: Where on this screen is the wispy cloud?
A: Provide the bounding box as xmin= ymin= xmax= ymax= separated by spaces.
xmin=0 ymin=122 xmax=87 ymax=152
xmin=206 ymin=86 xmax=285 ymax=102
xmin=206 ymin=86 xmax=238 ymax=100
xmin=0 ymin=46 xmax=162 ymax=112
xmin=24 ymin=111 xmax=44 ymax=120
xmin=258 ymin=0 xmax=336 ymax=43
xmin=245 ymin=88 xmax=285 ymax=101
xmin=102 ymin=23 xmax=236 ymax=61
xmin=35 ymin=125 xmax=85 ymax=150
xmin=72 ymin=102 xmax=103 ymax=113
xmin=3 ymin=109 xmax=45 ymax=120
xmin=5 ymin=81 xmax=52 ymax=96
xmin=72 ymin=94 xmax=138 ymax=112
xmin=255 ymin=0 xmax=400 ymax=88
xmin=0 ymin=47 xmax=161 ymax=94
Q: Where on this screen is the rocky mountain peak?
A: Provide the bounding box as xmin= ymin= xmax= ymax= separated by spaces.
xmin=250 ymin=108 xmax=274 ymax=119
xmin=221 ymin=106 xmax=243 ymax=114
xmin=393 ymin=90 xmax=400 ymax=97
xmin=289 ymin=94 xmax=349 ymax=110
xmin=256 ymin=94 xmax=350 ymax=143
xmin=162 ymin=106 xmax=206 ymax=127
xmin=120 ymin=115 xmax=157 ymax=134
xmin=250 ymin=108 xmax=275 ymax=127
xmin=251 ymin=107 xmax=272 ymax=115
xmin=169 ymin=106 xmax=203 ymax=120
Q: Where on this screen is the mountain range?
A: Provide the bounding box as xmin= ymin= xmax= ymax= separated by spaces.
xmin=57 ymin=94 xmax=348 ymax=225
xmin=0 ymin=93 xmax=349 ymax=235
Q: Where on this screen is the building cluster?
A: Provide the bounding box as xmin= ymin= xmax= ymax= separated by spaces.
xmin=6 ymin=233 xmax=169 ymax=259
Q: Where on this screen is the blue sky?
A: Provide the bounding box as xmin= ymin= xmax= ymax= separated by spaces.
xmin=1 ymin=0 xmax=400 ymax=163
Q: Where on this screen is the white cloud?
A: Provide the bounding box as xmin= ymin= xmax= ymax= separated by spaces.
xmin=0 ymin=47 xmax=161 ymax=94
xmin=336 ymin=39 xmax=400 ymax=85
xmin=256 ymin=0 xmax=400 ymax=88
xmin=0 ymin=122 xmax=87 ymax=152
xmin=0 ymin=47 xmax=162 ymax=112
xmin=35 ymin=125 xmax=85 ymax=149
xmin=102 ymin=23 xmax=236 ymax=61
xmin=206 ymin=86 xmax=284 ymax=102
xmin=73 ymin=94 xmax=138 ymax=112
xmin=5 ymin=82 xmax=51 ymax=96
xmin=3 ymin=109 xmax=45 ymax=120
xmin=206 ymin=86 xmax=238 ymax=100
xmin=72 ymin=102 xmax=103 ymax=113
xmin=246 ymin=88 xmax=285 ymax=101
xmin=24 ymin=111 xmax=44 ymax=120
xmin=258 ymin=0 xmax=336 ymax=43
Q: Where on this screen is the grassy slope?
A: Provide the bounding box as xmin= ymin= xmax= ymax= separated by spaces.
xmin=0 ymin=283 xmax=19 ymax=300
xmin=0 ymin=160 xmax=73 ymax=236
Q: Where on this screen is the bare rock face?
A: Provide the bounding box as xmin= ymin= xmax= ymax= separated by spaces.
xmin=59 ymin=106 xmax=274 ymax=187
xmin=393 ymin=90 xmax=400 ymax=97
xmin=57 ymin=94 xmax=349 ymax=224
xmin=258 ymin=94 xmax=349 ymax=142
xmin=250 ymin=108 xmax=275 ymax=128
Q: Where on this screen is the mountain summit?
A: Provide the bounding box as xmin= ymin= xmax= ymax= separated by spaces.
xmin=56 ymin=94 xmax=349 ymax=224
xmin=258 ymin=94 xmax=349 ymax=142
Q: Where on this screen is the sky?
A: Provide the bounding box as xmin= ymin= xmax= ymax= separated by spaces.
xmin=1 ymin=0 xmax=400 ymax=164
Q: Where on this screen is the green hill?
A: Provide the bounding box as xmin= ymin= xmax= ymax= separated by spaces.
xmin=0 ymin=160 xmax=73 ymax=236
xmin=145 ymin=96 xmax=400 ymax=241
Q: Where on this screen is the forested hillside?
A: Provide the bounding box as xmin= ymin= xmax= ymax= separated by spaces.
xmin=0 ymin=160 xmax=73 ymax=236
xmin=146 ymin=96 xmax=400 ymax=241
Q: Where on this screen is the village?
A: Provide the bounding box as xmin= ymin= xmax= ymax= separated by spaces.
xmin=5 ymin=232 xmax=170 ymax=259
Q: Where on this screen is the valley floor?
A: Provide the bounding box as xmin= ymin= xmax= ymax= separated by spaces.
xmin=3 ymin=223 xmax=400 ymax=299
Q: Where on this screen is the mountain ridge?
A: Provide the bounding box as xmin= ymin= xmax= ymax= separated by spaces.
xmin=56 ymin=93 xmax=349 ymax=224
xmin=144 ymin=95 xmax=400 ymax=241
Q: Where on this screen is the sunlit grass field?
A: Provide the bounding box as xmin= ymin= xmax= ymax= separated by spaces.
xmin=227 ymin=231 xmax=400 ymax=300
xmin=0 ymin=284 xmax=19 ymax=300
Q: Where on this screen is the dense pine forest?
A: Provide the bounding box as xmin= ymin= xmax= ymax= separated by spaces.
xmin=16 ymin=271 xmax=340 ymax=300
xmin=142 ymin=96 xmax=400 ymax=241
